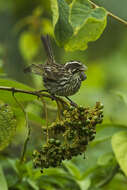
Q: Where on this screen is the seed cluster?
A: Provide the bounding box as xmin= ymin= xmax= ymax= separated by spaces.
xmin=33 ymin=102 xmax=103 ymax=172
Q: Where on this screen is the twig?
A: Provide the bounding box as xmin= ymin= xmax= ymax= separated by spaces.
xmin=0 ymin=86 xmax=52 ymax=98
xmin=12 ymin=92 xmax=30 ymax=163
xmin=55 ymin=99 xmax=62 ymax=120
xmin=89 ymin=0 xmax=127 ymax=26
xmin=0 ymin=86 xmax=68 ymax=106
xmin=40 ymin=97 xmax=49 ymax=143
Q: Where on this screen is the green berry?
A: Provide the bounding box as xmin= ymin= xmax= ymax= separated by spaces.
xmin=99 ymin=103 xmax=104 ymax=109
xmin=49 ymin=138 xmax=55 ymax=144
xmin=98 ymin=110 xmax=103 ymax=115
xmin=78 ymin=121 xmax=82 ymax=125
xmin=98 ymin=118 xmax=103 ymax=123
xmin=89 ymin=135 xmax=95 ymax=141
xmin=82 ymin=127 xmax=86 ymax=131
xmin=78 ymin=106 xmax=84 ymax=112
xmin=86 ymin=119 xmax=90 ymax=124
xmin=69 ymin=107 xmax=74 ymax=111
xmin=55 ymin=140 xmax=61 ymax=146
xmin=93 ymin=116 xmax=98 ymax=121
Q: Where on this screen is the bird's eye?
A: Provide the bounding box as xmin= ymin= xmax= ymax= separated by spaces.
xmin=72 ymin=69 xmax=79 ymax=74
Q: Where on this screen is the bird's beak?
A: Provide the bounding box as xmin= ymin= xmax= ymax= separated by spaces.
xmin=80 ymin=65 xmax=88 ymax=71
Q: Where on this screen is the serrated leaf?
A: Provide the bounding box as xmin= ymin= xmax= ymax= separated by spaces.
xmin=0 ymin=104 xmax=17 ymax=151
xmin=50 ymin=0 xmax=73 ymax=46
xmin=19 ymin=32 xmax=40 ymax=60
xmin=0 ymin=166 xmax=8 ymax=190
xmin=65 ymin=0 xmax=107 ymax=51
xmin=112 ymin=131 xmax=127 ymax=176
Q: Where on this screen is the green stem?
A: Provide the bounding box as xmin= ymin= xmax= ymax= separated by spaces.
xmin=40 ymin=97 xmax=49 ymax=143
xmin=89 ymin=0 xmax=127 ymax=26
xmin=12 ymin=92 xmax=30 ymax=163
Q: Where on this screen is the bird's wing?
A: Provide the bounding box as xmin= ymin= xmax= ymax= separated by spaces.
xmin=43 ymin=63 xmax=68 ymax=82
xmin=24 ymin=64 xmax=44 ymax=76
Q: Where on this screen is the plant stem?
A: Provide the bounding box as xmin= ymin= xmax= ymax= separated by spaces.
xmin=89 ymin=0 xmax=127 ymax=26
xmin=12 ymin=92 xmax=30 ymax=163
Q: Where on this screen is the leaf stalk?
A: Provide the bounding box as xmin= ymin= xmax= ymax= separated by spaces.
xmin=89 ymin=0 xmax=127 ymax=26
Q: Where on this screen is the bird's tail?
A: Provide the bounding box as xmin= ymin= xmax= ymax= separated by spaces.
xmin=24 ymin=35 xmax=54 ymax=75
xmin=41 ymin=35 xmax=55 ymax=63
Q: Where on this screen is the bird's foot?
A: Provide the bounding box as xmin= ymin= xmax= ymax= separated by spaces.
xmin=65 ymin=96 xmax=78 ymax=108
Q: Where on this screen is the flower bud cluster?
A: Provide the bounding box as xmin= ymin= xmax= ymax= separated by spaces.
xmin=0 ymin=104 xmax=16 ymax=151
xmin=33 ymin=102 xmax=103 ymax=172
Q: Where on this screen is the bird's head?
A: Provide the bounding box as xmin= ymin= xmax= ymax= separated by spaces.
xmin=64 ymin=61 xmax=87 ymax=81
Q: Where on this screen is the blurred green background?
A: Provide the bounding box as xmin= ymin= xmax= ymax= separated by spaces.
xmin=0 ymin=0 xmax=127 ymax=189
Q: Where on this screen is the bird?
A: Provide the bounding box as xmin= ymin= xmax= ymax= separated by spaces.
xmin=24 ymin=35 xmax=87 ymax=104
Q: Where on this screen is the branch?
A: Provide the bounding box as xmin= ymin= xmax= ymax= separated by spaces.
xmin=0 ymin=86 xmax=51 ymax=98
xmin=89 ymin=0 xmax=127 ymax=26
xmin=0 ymin=86 xmax=68 ymax=106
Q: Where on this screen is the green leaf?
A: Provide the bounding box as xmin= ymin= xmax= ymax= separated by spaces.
xmin=91 ymin=124 xmax=127 ymax=146
xmin=0 ymin=166 xmax=8 ymax=190
xmin=41 ymin=168 xmax=71 ymax=189
xmin=50 ymin=0 xmax=73 ymax=46
xmin=7 ymin=159 xmax=19 ymax=175
xmin=63 ymin=161 xmax=81 ymax=180
xmin=114 ymin=91 xmax=127 ymax=104
xmin=19 ymin=32 xmax=40 ymax=60
xmin=50 ymin=0 xmax=107 ymax=50
xmin=43 ymin=167 xmax=67 ymax=176
xmin=0 ymin=79 xmax=35 ymax=105
xmin=27 ymin=178 xmax=39 ymax=190
xmin=63 ymin=161 xmax=91 ymax=190
xmin=65 ymin=0 xmax=107 ymax=51
xmin=112 ymin=131 xmax=127 ymax=176
xmin=97 ymin=152 xmax=114 ymax=166
xmin=0 ymin=104 xmax=17 ymax=151
xmin=50 ymin=0 xmax=59 ymax=28
xmin=77 ymin=178 xmax=91 ymax=190
xmin=81 ymin=166 xmax=98 ymax=179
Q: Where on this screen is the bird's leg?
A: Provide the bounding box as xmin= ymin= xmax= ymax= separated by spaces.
xmin=50 ymin=94 xmax=57 ymax=101
xmin=36 ymin=90 xmax=56 ymax=100
xmin=35 ymin=90 xmax=56 ymax=101
xmin=65 ymin=96 xmax=78 ymax=107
